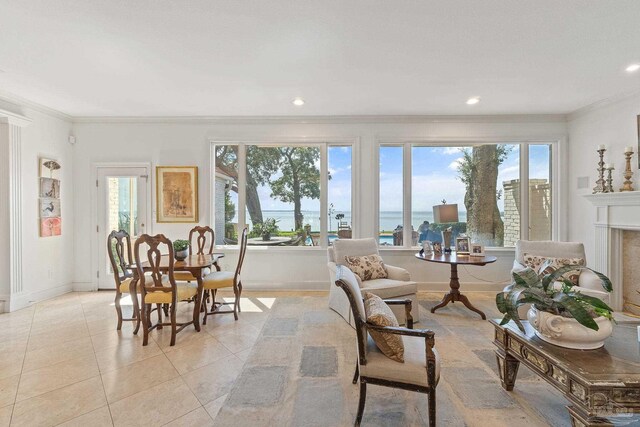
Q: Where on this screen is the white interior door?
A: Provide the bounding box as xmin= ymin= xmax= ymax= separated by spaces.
xmin=96 ymin=166 xmax=150 ymax=289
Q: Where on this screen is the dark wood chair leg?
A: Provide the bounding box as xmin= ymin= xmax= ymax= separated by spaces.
xmin=162 ymin=303 xmax=169 ymax=317
xmin=114 ymin=291 xmax=123 ymax=330
xmin=156 ymin=304 xmax=163 ymax=329
xmin=233 ymin=290 xmax=239 ymax=321
xmin=355 ymin=382 xmax=366 ymax=427
xmin=352 ymin=362 xmax=359 ymax=384
xmin=142 ymin=303 xmax=150 ymax=346
xmin=170 ymin=303 xmax=177 ymax=346
xmin=131 ymin=279 xmax=141 ymax=335
xmin=237 ymin=282 xmax=242 ymax=313
xmin=427 ymin=389 xmax=436 ymax=427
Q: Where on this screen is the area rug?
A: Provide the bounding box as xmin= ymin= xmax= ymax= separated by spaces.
xmin=214 ymin=296 xmax=571 ymax=427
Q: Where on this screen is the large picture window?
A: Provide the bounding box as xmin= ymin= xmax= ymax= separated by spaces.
xmin=379 ymin=142 xmax=555 ymax=248
xmin=213 ymin=141 xmax=354 ymax=248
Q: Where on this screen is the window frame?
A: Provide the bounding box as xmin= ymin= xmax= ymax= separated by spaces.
xmin=209 ymin=138 xmax=359 ymax=250
xmin=375 ymin=138 xmax=561 ymax=250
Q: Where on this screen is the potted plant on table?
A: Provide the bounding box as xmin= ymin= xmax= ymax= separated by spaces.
xmin=496 ymin=263 xmax=614 ymax=350
xmin=173 ymin=239 xmax=190 ymax=261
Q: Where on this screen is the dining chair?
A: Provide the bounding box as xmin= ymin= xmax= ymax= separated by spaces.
xmin=334 ymin=265 xmax=439 ymax=427
xmin=174 ymin=225 xmax=217 ymax=282
xmin=134 ymin=234 xmax=199 ymax=346
xmin=201 ymin=227 xmax=248 ymax=323
xmin=107 ymin=230 xmax=140 ymax=333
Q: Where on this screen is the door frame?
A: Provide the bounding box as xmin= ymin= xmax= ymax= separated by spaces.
xmin=91 ymin=162 xmax=152 ymax=291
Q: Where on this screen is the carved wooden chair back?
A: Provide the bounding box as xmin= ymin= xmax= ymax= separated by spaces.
xmin=188 ymin=226 xmax=215 ymax=255
xmin=334 ymin=265 xmax=368 ymax=365
xmin=107 ymin=230 xmax=133 ymax=288
xmin=234 ymin=227 xmax=249 ymax=280
xmin=134 ymin=234 xmax=178 ymax=305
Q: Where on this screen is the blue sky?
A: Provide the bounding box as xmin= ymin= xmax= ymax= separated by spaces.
xmin=250 ymin=144 xmax=550 ymax=213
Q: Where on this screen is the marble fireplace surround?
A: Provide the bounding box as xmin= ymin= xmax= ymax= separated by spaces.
xmin=584 ymin=191 xmax=640 ymax=312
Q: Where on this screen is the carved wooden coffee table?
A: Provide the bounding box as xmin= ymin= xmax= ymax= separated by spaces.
xmin=491 ymin=319 xmax=640 ymax=426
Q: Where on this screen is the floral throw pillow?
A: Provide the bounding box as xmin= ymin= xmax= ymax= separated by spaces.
xmin=522 ymin=253 xmax=585 ymax=286
xmin=363 ymin=292 xmax=404 ymax=363
xmin=344 ymin=254 xmax=388 ymax=282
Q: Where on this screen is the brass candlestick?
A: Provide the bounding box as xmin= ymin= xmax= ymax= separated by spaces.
xmin=592 ymin=148 xmax=606 ymax=194
xmin=620 ymin=151 xmax=635 ymax=192
xmin=605 ymin=166 xmax=614 ymax=193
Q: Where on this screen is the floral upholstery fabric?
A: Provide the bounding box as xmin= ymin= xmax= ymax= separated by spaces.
xmin=363 ymin=292 xmax=404 ymax=363
xmin=344 ymin=254 xmax=388 ymax=282
xmin=522 ymin=253 xmax=584 ymax=285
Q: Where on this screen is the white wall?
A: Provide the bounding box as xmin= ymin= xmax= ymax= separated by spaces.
xmin=567 ymin=94 xmax=640 ymax=265
xmin=72 ymin=116 xmax=567 ymax=291
xmin=0 ymin=98 xmax=74 ymax=309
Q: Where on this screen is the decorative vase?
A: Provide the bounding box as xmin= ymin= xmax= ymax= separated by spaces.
xmin=262 ymin=233 xmax=271 ymax=241
xmin=527 ymin=306 xmax=613 ymax=350
xmin=174 ymin=249 xmax=188 ymax=261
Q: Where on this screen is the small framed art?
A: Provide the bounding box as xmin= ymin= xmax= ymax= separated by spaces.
xmin=470 ymin=243 xmax=485 ymax=257
xmin=455 ymin=236 xmax=470 ymax=254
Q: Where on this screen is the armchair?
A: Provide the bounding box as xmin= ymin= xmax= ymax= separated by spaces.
xmin=509 ymin=240 xmax=610 ymax=318
xmin=335 ymin=266 xmax=438 ymax=427
xmin=328 ymin=238 xmax=418 ymax=326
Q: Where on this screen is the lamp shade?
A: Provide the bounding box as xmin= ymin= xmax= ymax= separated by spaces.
xmin=433 ymin=203 xmax=459 ymax=223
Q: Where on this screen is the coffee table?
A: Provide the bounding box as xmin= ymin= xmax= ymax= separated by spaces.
xmin=415 ymin=251 xmax=497 ymax=319
xmin=491 ymin=319 xmax=640 ymax=426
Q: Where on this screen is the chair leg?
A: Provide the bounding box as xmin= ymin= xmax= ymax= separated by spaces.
xmin=237 ymin=282 xmax=242 ymax=313
xmin=427 ymin=388 xmax=436 ymax=427
xmin=142 ymin=303 xmax=150 ymax=346
xmin=114 ymin=291 xmax=123 ymax=330
xmin=202 ymin=291 xmax=208 ymax=326
xmin=170 ymin=303 xmax=177 ymax=347
xmin=163 ymin=303 xmax=169 ymax=317
xmin=156 ymin=304 xmax=163 ymax=329
xmin=352 ymin=362 xmax=359 ymax=384
xmin=355 ymin=382 xmax=366 ymax=427
xmin=132 ymin=291 xmax=141 ymax=335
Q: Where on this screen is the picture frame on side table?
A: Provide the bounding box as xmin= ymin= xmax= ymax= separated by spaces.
xmin=470 ymin=243 xmax=485 ymax=257
xmin=456 ymin=236 xmax=470 ymax=254
xmin=156 ymin=166 xmax=199 ymax=223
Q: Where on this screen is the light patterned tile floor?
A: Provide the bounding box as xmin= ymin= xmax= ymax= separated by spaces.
xmin=0 ymin=290 xmax=570 ymax=426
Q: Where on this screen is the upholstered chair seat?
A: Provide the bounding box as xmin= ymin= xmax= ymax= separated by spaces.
xmin=174 ymin=268 xmax=211 ymax=282
xmin=328 ymin=238 xmax=418 ymax=326
xmin=143 ymin=283 xmax=198 ymax=304
xmin=203 ymin=271 xmax=236 ymax=290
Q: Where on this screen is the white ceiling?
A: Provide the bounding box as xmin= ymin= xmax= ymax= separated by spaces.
xmin=1 ymin=1 xmax=639 ymax=117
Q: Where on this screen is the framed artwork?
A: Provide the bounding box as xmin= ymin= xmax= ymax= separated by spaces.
xmin=40 ymin=178 xmax=60 ymax=198
xmin=40 ymin=158 xmax=61 ymax=179
xmin=39 ymin=198 xmax=61 ymax=218
xmin=455 ymin=236 xmax=470 ymax=254
xmin=470 ymin=243 xmax=485 ymax=257
xmin=39 ymin=157 xmax=61 ymax=237
xmin=156 ymin=166 xmax=199 ymax=223
xmin=41 ymin=217 xmax=61 ymax=237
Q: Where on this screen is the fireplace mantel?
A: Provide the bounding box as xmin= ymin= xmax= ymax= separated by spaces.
xmin=583 ymin=191 xmax=640 ymax=312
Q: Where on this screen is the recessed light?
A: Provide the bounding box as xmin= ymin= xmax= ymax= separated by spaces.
xmin=466 ymin=97 xmax=480 ymax=105
xmin=625 ymin=64 xmax=640 ymax=73
xmin=292 ymin=97 xmax=305 ymax=106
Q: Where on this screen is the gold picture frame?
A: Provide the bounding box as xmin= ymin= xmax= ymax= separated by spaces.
xmin=156 ymin=166 xmax=199 ymax=223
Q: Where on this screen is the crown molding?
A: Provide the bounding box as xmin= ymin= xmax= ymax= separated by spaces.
xmin=567 ymin=89 xmax=640 ymax=122
xmin=0 ymin=108 xmax=32 ymax=127
xmin=0 ymin=90 xmax=73 ymax=122
xmin=71 ymin=113 xmax=567 ymax=125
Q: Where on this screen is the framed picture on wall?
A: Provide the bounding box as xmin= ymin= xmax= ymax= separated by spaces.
xmin=156 ymin=166 xmax=199 ymax=223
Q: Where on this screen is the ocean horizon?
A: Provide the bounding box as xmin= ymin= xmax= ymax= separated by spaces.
xmin=239 ymin=210 xmax=476 ymax=232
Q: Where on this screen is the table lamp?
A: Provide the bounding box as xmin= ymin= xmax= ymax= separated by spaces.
xmin=433 ymin=201 xmax=459 ymax=253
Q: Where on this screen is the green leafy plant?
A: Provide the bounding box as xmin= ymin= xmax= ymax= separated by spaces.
xmin=173 ymin=239 xmax=190 ymax=252
xmin=249 ymin=218 xmax=280 ymax=238
xmin=496 ymin=262 xmax=613 ymax=332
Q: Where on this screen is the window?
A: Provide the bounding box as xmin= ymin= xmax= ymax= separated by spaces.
xmin=380 ymin=142 xmax=554 ymax=248
xmin=328 ymin=146 xmax=352 ymax=245
xmin=213 ymin=142 xmax=354 ymax=248
xmin=379 ymin=146 xmax=404 ymax=246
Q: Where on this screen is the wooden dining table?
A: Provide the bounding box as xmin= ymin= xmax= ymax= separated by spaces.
xmin=129 ymin=253 xmax=224 ymax=332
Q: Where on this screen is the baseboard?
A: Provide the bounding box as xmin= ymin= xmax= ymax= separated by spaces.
xmin=7 ymin=283 xmax=73 ymax=312
xmin=72 ymin=282 xmax=96 ymax=292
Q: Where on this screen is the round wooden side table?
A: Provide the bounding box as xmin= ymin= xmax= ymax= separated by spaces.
xmin=415 ymin=251 xmax=497 ymax=319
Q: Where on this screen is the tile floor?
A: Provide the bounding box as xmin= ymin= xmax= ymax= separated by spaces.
xmin=0 ymin=290 xmax=570 ymax=426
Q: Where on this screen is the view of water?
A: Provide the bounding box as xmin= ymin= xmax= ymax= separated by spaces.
xmin=249 ymin=210 xmax=470 ymax=232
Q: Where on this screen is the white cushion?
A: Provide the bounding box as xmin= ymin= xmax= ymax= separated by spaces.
xmin=332 ymin=238 xmax=379 ymax=266
xmin=515 ymin=240 xmax=585 ymax=265
xmin=360 ymin=335 xmax=440 ymax=387
xmin=361 ymin=279 xmax=417 ymax=299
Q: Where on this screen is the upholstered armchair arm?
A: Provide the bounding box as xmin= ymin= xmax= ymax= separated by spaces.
xmin=385 ymin=264 xmax=411 ymax=281
xmin=382 ymin=299 xmax=413 ymax=329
